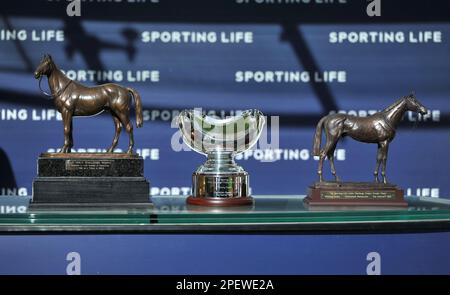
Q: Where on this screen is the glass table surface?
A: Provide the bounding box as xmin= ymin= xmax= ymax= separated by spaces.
xmin=0 ymin=195 xmax=449 ymax=233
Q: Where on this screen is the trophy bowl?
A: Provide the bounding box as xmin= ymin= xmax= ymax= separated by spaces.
xmin=178 ymin=109 xmax=265 ymax=206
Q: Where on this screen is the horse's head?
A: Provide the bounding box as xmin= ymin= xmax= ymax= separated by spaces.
xmin=405 ymin=92 xmax=428 ymax=115
xmin=34 ymin=54 xmax=54 ymax=79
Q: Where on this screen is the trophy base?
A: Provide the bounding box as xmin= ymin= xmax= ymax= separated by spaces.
xmin=187 ymin=196 xmax=254 ymax=207
xmin=191 ymin=170 xmax=251 ymax=207
xmin=305 ymin=181 xmax=407 ymax=208
xmin=31 ymin=153 xmax=150 ymax=208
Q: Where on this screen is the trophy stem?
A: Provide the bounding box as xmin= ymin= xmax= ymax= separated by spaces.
xmin=207 ymin=151 xmax=234 ymax=164
xmin=203 ymin=151 xmax=236 ymax=172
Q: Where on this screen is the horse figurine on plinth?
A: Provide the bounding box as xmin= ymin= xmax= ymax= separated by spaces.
xmin=34 ymin=54 xmax=143 ymax=153
xmin=313 ymin=93 xmax=427 ymax=183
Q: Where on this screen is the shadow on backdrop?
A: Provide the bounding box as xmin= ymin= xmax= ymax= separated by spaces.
xmin=0 ymin=149 xmax=17 ymax=191
xmin=0 ymin=1 xmax=448 ymax=128
xmin=64 ymin=18 xmax=138 ymax=85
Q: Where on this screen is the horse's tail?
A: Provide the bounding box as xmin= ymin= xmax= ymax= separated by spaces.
xmin=127 ymin=87 xmax=143 ymax=128
xmin=313 ymin=116 xmax=327 ymax=156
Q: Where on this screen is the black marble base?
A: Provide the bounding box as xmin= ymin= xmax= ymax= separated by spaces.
xmin=32 ymin=153 xmax=150 ymax=206
xmin=32 ymin=177 xmax=150 ymax=204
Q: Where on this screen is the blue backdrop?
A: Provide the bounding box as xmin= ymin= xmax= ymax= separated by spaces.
xmin=0 ymin=0 xmax=449 ymax=199
xmin=1 ymin=233 xmax=449 ymax=275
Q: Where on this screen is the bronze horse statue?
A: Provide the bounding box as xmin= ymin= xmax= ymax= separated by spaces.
xmin=313 ymin=93 xmax=427 ymax=183
xmin=34 ymin=54 xmax=143 ymax=153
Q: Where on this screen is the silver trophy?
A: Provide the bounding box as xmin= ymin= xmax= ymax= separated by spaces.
xmin=178 ymin=109 xmax=265 ymax=206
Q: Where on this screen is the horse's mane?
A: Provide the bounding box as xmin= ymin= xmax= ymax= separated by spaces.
xmin=384 ymin=96 xmax=406 ymax=112
xmin=48 ymin=58 xmax=57 ymax=72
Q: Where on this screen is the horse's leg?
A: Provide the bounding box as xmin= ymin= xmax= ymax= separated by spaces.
xmin=60 ymin=109 xmax=73 ymax=153
xmin=374 ymin=143 xmax=382 ymax=182
xmin=317 ymin=138 xmax=328 ymax=182
xmin=116 ymin=113 xmax=134 ymax=154
xmin=321 ymin=125 xmax=341 ymax=182
xmin=380 ymin=141 xmax=389 ymax=184
xmin=125 ymin=120 xmax=134 ymax=154
xmin=318 ymin=136 xmax=335 ymax=182
xmin=68 ymin=119 xmax=74 ymax=150
xmin=327 ymin=141 xmax=339 ymax=182
xmin=318 ymin=150 xmax=325 ymax=182
xmin=107 ymin=115 xmax=122 ymax=153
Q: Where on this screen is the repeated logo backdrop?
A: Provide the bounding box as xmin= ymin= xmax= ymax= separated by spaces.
xmin=0 ymin=0 xmax=449 ymax=199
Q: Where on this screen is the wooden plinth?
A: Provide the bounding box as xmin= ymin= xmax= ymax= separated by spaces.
xmin=305 ymin=182 xmax=407 ymax=207
xmin=187 ymin=196 xmax=254 ymax=207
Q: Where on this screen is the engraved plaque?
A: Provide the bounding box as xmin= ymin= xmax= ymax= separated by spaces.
xmin=320 ymin=190 xmax=397 ymax=200
xmin=65 ymin=159 xmax=114 ymax=171
xmin=206 ymin=178 xmax=235 ymax=198
xmin=305 ymin=182 xmax=406 ymax=207
xmin=37 ymin=153 xmax=144 ymax=177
